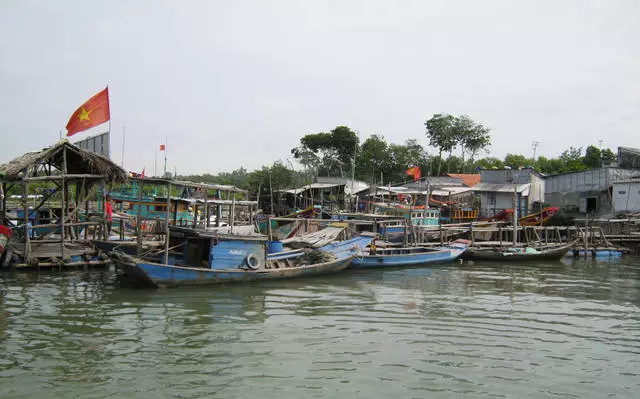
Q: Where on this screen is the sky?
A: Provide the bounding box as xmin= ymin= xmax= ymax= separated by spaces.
xmin=1 ymin=0 xmax=638 ymax=176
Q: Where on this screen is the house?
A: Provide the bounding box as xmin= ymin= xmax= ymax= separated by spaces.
xmin=544 ymin=167 xmax=638 ymax=216
xmin=473 ymin=168 xmax=545 ymax=218
xmin=611 ymin=179 xmax=640 ymax=213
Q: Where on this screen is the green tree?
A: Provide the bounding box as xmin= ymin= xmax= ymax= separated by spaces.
xmin=601 ymin=148 xmax=616 ymax=165
xmin=425 ymin=114 xmax=456 ymax=176
xmin=356 ymin=134 xmax=390 ymax=184
xmin=583 ymin=145 xmax=602 ymax=168
xmin=291 ymin=126 xmax=359 ymax=177
xmin=474 ymin=157 xmax=504 ymax=170
xmin=504 ymin=153 xmax=529 ymax=169
xmin=559 ymin=146 xmax=586 ymax=172
xmin=454 ymin=115 xmax=491 ymax=173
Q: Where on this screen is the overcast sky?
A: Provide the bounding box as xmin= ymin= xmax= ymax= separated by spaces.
xmin=1 ymin=0 xmax=638 ymax=176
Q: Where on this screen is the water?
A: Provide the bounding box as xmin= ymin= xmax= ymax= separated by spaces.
xmin=1 ymin=257 xmax=639 ymax=398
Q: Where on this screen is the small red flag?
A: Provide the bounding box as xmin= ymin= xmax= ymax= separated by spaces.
xmin=160 ymin=144 xmax=166 ymax=151
xmin=66 ymin=87 xmax=110 ymax=137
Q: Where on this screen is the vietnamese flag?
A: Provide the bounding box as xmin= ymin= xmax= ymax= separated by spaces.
xmin=160 ymin=144 xmax=166 ymax=151
xmin=65 ymin=87 xmax=110 ymax=136
xmin=406 ymin=166 xmax=421 ymax=181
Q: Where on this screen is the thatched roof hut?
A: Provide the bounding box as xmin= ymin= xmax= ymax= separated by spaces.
xmin=0 ymin=139 xmax=128 ymax=183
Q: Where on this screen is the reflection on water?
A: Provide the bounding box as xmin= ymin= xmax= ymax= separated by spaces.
xmin=1 ymin=257 xmax=639 ymax=398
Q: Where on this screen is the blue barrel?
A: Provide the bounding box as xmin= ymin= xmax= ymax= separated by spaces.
xmin=267 ymin=241 xmax=284 ymax=254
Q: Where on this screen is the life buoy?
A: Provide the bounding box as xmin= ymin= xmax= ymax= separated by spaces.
xmin=246 ymin=254 xmax=260 ymax=270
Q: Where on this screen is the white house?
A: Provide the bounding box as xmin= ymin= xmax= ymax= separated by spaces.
xmin=612 ymin=180 xmax=640 ymax=213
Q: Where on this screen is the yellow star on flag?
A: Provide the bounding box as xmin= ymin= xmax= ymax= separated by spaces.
xmin=78 ymin=107 xmax=92 ymax=122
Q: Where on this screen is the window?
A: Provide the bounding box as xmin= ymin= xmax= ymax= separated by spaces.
xmin=488 ymin=193 xmax=496 ymax=205
xmin=618 ymin=191 xmax=627 ymax=195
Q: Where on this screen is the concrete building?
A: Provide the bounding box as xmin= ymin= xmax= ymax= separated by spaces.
xmin=544 ymin=167 xmax=638 ymax=216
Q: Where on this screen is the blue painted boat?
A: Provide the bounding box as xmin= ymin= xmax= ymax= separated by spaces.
xmin=110 ymin=235 xmax=373 ymax=287
xmin=349 ymin=239 xmax=469 ymax=269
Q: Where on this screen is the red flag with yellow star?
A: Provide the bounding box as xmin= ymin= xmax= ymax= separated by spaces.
xmin=65 ymin=87 xmax=110 ymax=136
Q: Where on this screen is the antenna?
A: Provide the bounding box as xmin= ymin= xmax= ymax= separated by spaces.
xmin=532 ymin=141 xmax=540 ymax=161
xmin=598 ymin=139 xmax=603 ymax=149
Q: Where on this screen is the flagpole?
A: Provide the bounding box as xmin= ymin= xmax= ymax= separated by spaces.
xmin=154 ymin=150 xmax=157 ymax=177
xmin=107 ymin=84 xmax=111 ymax=160
xmin=164 ymin=136 xmax=167 ymax=176
xmin=121 ymin=125 xmax=125 ymax=167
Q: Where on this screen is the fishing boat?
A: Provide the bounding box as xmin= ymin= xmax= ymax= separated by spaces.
xmin=348 ymin=239 xmax=469 ymax=269
xmin=461 ymin=241 xmax=575 ymax=261
xmin=109 ymin=234 xmax=373 ymax=287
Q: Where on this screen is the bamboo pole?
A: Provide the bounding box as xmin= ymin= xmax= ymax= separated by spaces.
xmin=136 ymin=180 xmax=145 ymax=256
xmin=61 ymin=147 xmax=67 ymax=260
xmin=23 ymin=180 xmax=30 ymax=262
xmin=164 ymin=182 xmax=171 ymax=264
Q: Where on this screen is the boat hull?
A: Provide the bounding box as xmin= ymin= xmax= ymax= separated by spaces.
xmin=350 ymin=243 xmax=467 ymax=269
xmin=461 ymin=243 xmax=574 ymax=261
xmin=113 ymin=253 xmax=353 ymax=287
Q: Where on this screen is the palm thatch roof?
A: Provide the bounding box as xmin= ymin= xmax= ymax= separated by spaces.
xmin=0 ymin=139 xmax=128 ymax=183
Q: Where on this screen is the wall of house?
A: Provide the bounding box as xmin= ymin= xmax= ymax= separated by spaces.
xmin=544 ymin=168 xmax=638 ymax=216
xmin=612 ymin=182 xmax=640 ymax=213
xmin=479 ymin=192 xmax=527 ymax=217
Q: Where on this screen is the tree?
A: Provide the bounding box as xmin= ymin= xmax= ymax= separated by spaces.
xmin=559 ymin=146 xmax=586 ymax=172
xmin=425 ymin=114 xmax=456 ymax=176
xmin=356 ymin=134 xmax=390 ymax=184
xmin=504 ymin=153 xmax=529 ymax=169
xmin=601 ymin=148 xmax=616 ymax=165
xmin=291 ymin=126 xmax=359 ymax=177
xmin=454 ymin=115 xmax=491 ymax=173
xmin=583 ymin=145 xmax=602 ymax=168
xmin=474 ymin=157 xmax=504 ymax=170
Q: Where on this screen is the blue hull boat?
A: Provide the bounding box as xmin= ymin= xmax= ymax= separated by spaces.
xmin=110 ymin=235 xmax=374 ymax=287
xmin=349 ymin=240 xmax=468 ymax=269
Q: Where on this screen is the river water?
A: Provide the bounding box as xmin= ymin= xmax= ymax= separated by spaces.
xmin=1 ymin=256 xmax=639 ymax=398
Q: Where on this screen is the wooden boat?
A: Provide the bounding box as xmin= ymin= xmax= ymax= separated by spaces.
xmin=461 ymin=241 xmax=575 ymax=261
xmin=349 ymin=239 xmax=469 ymax=269
xmin=109 ymin=235 xmax=373 ymax=287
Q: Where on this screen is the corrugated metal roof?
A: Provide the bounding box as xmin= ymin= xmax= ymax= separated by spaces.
xmin=431 ymin=186 xmax=474 ymax=196
xmin=472 ymin=183 xmax=530 ymax=193
xmin=446 ymin=173 xmax=481 ymax=187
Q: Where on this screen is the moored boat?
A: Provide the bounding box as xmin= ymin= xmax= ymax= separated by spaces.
xmin=348 ymin=239 xmax=469 ymax=269
xmin=461 ymin=241 xmax=575 ymax=261
xmin=110 ymin=235 xmax=373 ymax=287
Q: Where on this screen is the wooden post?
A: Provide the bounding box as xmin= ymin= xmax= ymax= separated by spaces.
xmin=231 ymin=192 xmax=236 ymax=232
xmin=499 ymin=225 xmax=503 ymax=247
xmin=23 ymin=180 xmax=30 ymax=262
xmin=403 ymin=221 xmax=408 ymax=247
xmin=470 ymin=223 xmax=474 ymax=246
xmin=204 ymin=187 xmax=209 ymax=228
xmin=583 ymin=215 xmax=589 ymax=258
xmin=164 ymin=182 xmax=171 ymax=264
xmin=61 ymin=147 xmax=67 ymax=260
xmin=513 ymin=186 xmax=518 ymax=247
xmin=136 ymin=180 xmax=145 ymax=256
xmin=439 ymin=223 xmax=443 ymax=245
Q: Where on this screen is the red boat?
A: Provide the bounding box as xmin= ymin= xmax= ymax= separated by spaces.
xmin=481 ymin=207 xmax=559 ymax=226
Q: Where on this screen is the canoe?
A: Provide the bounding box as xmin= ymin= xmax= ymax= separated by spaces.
xmin=461 ymin=241 xmax=575 ymax=261
xmin=349 ymin=239 xmax=469 ymax=269
xmin=109 ymin=235 xmax=373 ymax=287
